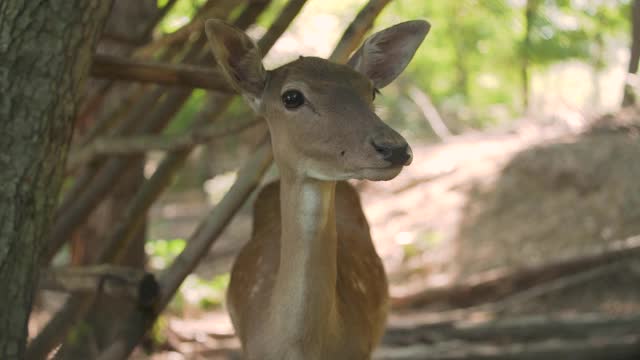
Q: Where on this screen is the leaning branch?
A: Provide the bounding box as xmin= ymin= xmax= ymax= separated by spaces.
xmin=378 ymin=334 xmax=640 ymax=360
xmin=39 ymin=265 xmax=159 ymax=308
xmin=330 ymin=0 xmax=392 ymax=62
xmin=384 ymin=311 xmax=640 ymax=346
xmin=67 ymin=117 xmax=263 ymax=170
xmin=90 ymin=54 xmax=232 ymax=91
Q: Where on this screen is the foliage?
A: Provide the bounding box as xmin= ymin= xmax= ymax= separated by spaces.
xmin=157 ymin=0 xmax=633 ymax=138
xmin=146 ymin=238 xmax=230 ymax=311
xmin=146 ymin=238 xmax=186 ymax=269
xmin=157 ymin=0 xmax=208 ymax=33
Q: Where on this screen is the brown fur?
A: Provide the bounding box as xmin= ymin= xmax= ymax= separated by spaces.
xmin=227 ymin=181 xmax=388 ymax=359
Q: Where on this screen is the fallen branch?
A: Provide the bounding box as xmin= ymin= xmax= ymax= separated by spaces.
xmin=375 ymin=334 xmax=640 ymax=360
xmin=91 ymin=54 xmax=232 ymax=91
xmin=384 ymin=312 xmax=640 ymax=346
xmin=39 ymin=265 xmax=159 ymax=308
xmin=67 ymin=117 xmax=263 ymax=169
xmin=391 ymin=235 xmax=640 ymax=310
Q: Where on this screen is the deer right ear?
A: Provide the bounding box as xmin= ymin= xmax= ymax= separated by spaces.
xmin=347 ymin=20 xmax=430 ymax=89
xmin=205 ymin=19 xmax=266 ymax=110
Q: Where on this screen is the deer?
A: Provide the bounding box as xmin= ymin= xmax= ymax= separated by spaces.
xmin=204 ymin=18 xmax=430 ymax=359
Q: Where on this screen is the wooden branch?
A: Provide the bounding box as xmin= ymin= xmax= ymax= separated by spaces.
xmin=67 ymin=117 xmax=263 ymax=171
xmin=256 ymin=0 xmax=309 ymax=52
xmin=408 ymin=85 xmax=452 ymax=139
xmin=45 ymin=91 xmax=191 ymax=263
xmin=376 ymin=335 xmax=640 ymax=360
xmin=391 ymin=235 xmax=640 ymax=310
xmin=90 ymin=54 xmax=232 ymax=91
xmin=384 ymin=312 xmax=640 ymax=346
xmin=330 ymin=0 xmax=392 ymax=62
xmin=158 ymin=137 xmax=272 ymax=300
xmin=134 ymin=0 xmax=231 ymax=57
xmin=483 ymin=259 xmax=632 ymax=314
xmin=39 ymin=265 xmax=158 ymax=308
xmin=93 ymin=136 xmax=272 ymax=360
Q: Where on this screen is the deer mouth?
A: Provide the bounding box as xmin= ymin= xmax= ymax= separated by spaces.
xmin=359 ymin=165 xmax=404 ymax=181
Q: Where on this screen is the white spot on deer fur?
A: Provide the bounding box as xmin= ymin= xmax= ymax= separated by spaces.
xmin=354 ymin=278 xmax=366 ymax=294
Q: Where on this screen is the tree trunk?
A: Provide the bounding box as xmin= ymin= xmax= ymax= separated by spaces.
xmin=623 ymin=0 xmax=640 ymax=106
xmin=0 ymin=1 xmax=113 ymax=358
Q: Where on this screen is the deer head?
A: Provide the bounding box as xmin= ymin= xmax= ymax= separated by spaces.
xmin=205 ymin=19 xmax=430 ymax=181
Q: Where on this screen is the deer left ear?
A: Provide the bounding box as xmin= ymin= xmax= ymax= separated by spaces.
xmin=205 ymin=19 xmax=266 ymax=110
xmin=348 ymin=20 xmax=430 ymax=89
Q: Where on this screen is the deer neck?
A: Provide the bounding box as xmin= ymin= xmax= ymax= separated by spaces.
xmin=271 ymin=170 xmax=338 ymax=344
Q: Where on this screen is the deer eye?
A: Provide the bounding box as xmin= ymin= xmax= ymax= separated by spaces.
xmin=282 ymin=90 xmax=305 ymax=109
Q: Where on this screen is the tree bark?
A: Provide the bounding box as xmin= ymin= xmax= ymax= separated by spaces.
xmin=623 ymin=0 xmax=640 ymax=106
xmin=0 ymin=1 xmax=113 ymax=358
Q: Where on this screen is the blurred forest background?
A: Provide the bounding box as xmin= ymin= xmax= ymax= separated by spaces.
xmin=5 ymin=0 xmax=640 ymax=359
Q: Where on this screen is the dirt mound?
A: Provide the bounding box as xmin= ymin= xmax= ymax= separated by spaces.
xmin=455 ymin=109 xmax=640 ymax=313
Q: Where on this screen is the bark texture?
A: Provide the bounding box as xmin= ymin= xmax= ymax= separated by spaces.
xmin=0 ymin=1 xmax=113 ymax=358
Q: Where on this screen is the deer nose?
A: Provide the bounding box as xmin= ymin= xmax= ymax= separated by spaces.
xmin=371 ymin=141 xmax=413 ymax=166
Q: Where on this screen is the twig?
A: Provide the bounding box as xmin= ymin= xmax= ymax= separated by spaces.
xmin=134 ymin=0 xmax=229 ymax=58
xmin=408 ymin=85 xmax=452 ymax=139
xmin=39 ymin=265 xmax=159 ymax=307
xmin=90 ymin=54 xmax=232 ymax=91
xmin=330 ymin=0 xmax=393 ymax=62
xmin=67 ymin=117 xmax=263 ymax=169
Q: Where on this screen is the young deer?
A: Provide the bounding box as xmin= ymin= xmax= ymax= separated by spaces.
xmin=205 ymin=19 xmax=429 ymax=359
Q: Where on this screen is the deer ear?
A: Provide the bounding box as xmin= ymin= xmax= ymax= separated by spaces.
xmin=348 ymin=20 xmax=430 ymax=89
xmin=205 ymin=19 xmax=266 ymax=109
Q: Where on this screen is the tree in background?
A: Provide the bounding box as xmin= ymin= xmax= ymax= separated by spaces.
xmin=0 ymin=1 xmax=113 ymax=358
xmin=623 ymin=0 xmax=640 ymax=106
xmin=379 ymin=0 xmax=630 ymax=133
xmin=521 ymin=0 xmax=541 ymax=110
